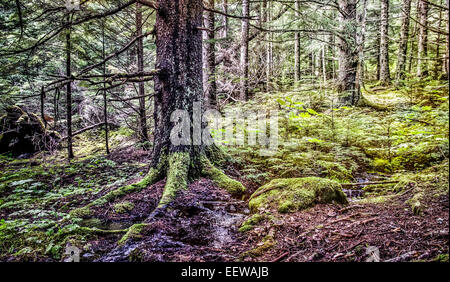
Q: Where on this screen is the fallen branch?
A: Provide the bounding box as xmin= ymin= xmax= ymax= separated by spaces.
xmin=62 ymin=122 xmax=114 ymax=140
xmin=271 ymin=251 xmax=289 ymax=262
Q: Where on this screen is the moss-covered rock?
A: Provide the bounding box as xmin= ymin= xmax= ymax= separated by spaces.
xmin=249 ymin=177 xmax=348 ymax=213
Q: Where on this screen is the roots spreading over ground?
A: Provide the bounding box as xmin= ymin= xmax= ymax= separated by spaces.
xmin=70 ymin=146 xmax=245 ymax=224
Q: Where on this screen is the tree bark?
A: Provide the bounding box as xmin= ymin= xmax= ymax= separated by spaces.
xmin=66 ymin=15 xmax=74 ymax=159
xmin=102 ymin=19 xmax=110 ymax=154
xmin=294 ymin=0 xmax=301 ymax=84
xmin=240 ymin=0 xmax=250 ymax=101
xmin=221 ymin=0 xmax=228 ymax=39
xmin=136 ymin=2 xmax=149 ymax=143
xmin=337 ymin=0 xmax=359 ymax=105
xmin=417 ymin=0 xmax=429 ymax=77
xmin=203 ymin=0 xmax=217 ymax=108
xmin=395 ymin=0 xmax=412 ymax=83
xmin=379 ymin=0 xmax=390 ymax=84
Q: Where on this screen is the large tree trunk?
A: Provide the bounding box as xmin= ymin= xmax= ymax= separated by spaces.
xmin=151 ymin=0 xmax=244 ymax=207
xmin=136 ymin=2 xmax=149 ymax=143
xmin=240 ymin=0 xmax=250 ymax=101
xmin=417 ymin=0 xmax=429 ymax=77
xmin=379 ymin=0 xmax=390 ymax=84
xmin=66 ymin=16 xmax=74 ymax=159
xmin=337 ymin=0 xmax=359 ymax=106
xmin=203 ymin=0 xmax=217 ymax=108
xmin=395 ymin=0 xmax=412 ymax=83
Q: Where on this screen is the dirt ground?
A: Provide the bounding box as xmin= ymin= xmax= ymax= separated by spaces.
xmin=66 ymin=147 xmax=448 ymax=262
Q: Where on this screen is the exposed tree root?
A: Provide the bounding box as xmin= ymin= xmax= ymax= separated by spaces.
xmin=69 ymin=146 xmax=245 ymax=220
xmin=201 ymin=155 xmax=246 ymax=196
xmin=69 ymin=160 xmax=166 ymax=218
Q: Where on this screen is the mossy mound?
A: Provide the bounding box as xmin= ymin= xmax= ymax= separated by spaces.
xmin=249 ymin=177 xmax=348 ymax=213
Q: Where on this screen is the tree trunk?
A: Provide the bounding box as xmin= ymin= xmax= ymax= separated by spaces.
xmin=151 ymin=0 xmax=245 ymax=207
xmin=221 ymin=0 xmax=228 ymax=39
xmin=356 ymin=0 xmax=368 ymax=89
xmin=240 ymin=0 xmax=250 ymax=101
xmin=203 ymin=0 xmax=217 ymax=108
xmin=294 ymin=0 xmax=301 ymax=84
xmin=446 ymin=0 xmax=450 ymax=79
xmin=337 ymin=0 xmax=359 ymax=105
xmin=395 ymin=0 xmax=412 ymax=83
xmin=379 ymin=0 xmax=390 ymax=84
xmin=417 ymin=0 xmax=429 ymax=77
xmin=136 ymin=2 xmax=149 ymax=143
xmin=102 ymin=19 xmax=110 ymax=154
xmin=66 ymin=16 xmax=74 ymax=159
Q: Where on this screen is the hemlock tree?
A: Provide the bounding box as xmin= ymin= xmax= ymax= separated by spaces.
xmin=70 ymin=0 xmax=245 ymax=218
xmin=337 ymin=0 xmax=360 ymax=106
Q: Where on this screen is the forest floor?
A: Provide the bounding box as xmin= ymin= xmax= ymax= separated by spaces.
xmin=0 ymin=80 xmax=448 ymax=262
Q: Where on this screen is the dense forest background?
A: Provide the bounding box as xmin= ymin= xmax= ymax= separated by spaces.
xmin=0 ymin=0 xmax=448 ymax=263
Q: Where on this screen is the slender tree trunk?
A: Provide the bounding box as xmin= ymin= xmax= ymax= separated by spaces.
xmin=446 ymin=0 xmax=449 ymax=79
xmin=395 ymin=0 xmax=412 ymax=83
xmin=337 ymin=0 xmax=359 ymax=105
xmin=136 ymin=2 xmax=149 ymax=143
xmin=204 ymin=0 xmax=217 ymax=108
xmin=102 ymin=19 xmax=110 ymax=154
xmin=417 ymin=0 xmax=429 ymax=77
xmin=356 ymin=0 xmax=368 ymax=89
xmin=66 ymin=16 xmax=74 ymax=159
xmin=294 ymin=0 xmax=301 ymax=84
xmin=266 ymin=1 xmax=272 ymax=91
xmin=40 ymin=86 xmax=47 ymax=129
xmin=379 ymin=0 xmax=390 ymax=84
xmin=221 ymin=0 xmax=228 ymax=39
xmin=322 ymin=45 xmax=327 ymax=82
xmin=240 ymin=0 xmax=250 ymax=101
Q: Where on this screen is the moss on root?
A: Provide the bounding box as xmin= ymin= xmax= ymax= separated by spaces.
xmin=114 ymin=201 xmax=135 ymax=214
xmin=239 ymin=235 xmax=276 ymax=259
xmin=239 ymin=213 xmax=271 ymax=232
xmin=70 ymin=167 xmax=163 ymax=218
xmin=201 ymin=156 xmax=245 ymax=196
xmin=249 ymin=177 xmax=348 ymax=213
xmin=118 ymin=223 xmax=150 ymax=245
xmin=157 ymin=152 xmax=190 ymax=207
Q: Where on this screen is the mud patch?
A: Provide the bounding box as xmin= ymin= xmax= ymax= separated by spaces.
xmin=89 ymin=178 xmax=248 ymax=262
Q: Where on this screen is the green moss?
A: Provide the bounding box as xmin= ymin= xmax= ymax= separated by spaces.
xmin=118 ymin=223 xmax=149 ymax=245
xmin=240 ymin=235 xmax=276 ymax=259
xmin=114 ymin=201 xmax=135 ymax=214
xmin=406 ymin=191 xmax=424 ymax=215
xmin=69 ymin=206 xmax=93 ymax=218
xmin=157 ymin=152 xmax=190 ymax=207
xmin=249 ymin=177 xmax=348 ymax=213
xmin=202 ymin=156 xmax=245 ymax=195
xmin=432 ymin=254 xmax=449 ymax=262
xmin=70 ymin=166 xmax=163 ymax=218
xmin=239 ymin=213 xmax=271 ymax=232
